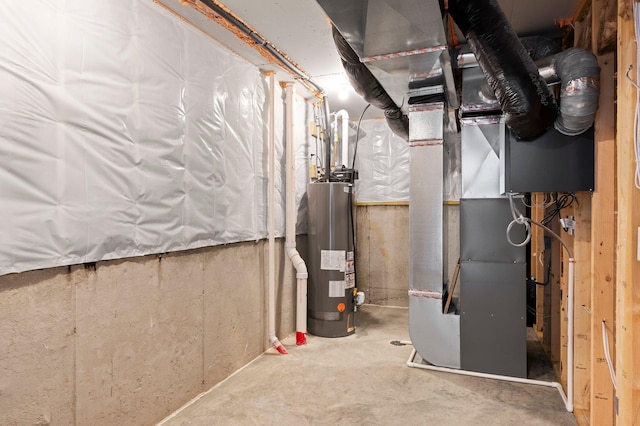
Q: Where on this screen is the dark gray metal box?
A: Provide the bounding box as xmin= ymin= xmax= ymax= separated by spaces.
xmin=503 ymin=126 xmax=595 ymax=193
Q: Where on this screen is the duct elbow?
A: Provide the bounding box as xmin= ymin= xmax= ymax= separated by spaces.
xmin=552 ymin=48 xmax=601 ymax=136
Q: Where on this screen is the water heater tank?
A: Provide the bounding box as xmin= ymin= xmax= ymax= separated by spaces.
xmin=307 ymin=182 xmax=356 ymax=337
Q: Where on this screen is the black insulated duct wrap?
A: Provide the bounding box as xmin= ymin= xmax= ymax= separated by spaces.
xmin=332 ymin=25 xmax=409 ymax=141
xmin=448 ymin=0 xmax=558 ymax=141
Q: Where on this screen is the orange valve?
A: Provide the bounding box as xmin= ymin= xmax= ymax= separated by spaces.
xmin=337 ymin=303 xmax=346 ymax=312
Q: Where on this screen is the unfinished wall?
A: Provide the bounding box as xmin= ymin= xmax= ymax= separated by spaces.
xmin=355 ymin=204 xmax=459 ymax=307
xmin=0 ymin=240 xmax=298 ymax=425
xmin=356 ymin=205 xmax=410 ymax=306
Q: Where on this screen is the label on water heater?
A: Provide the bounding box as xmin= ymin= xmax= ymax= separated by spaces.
xmin=329 ymin=280 xmax=345 ymax=298
xmin=345 ymin=272 xmax=355 ymax=289
xmin=321 ymin=250 xmax=346 ymax=271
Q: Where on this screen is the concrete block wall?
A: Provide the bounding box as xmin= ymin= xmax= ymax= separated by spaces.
xmin=0 ymin=240 xmax=297 ymax=425
xmin=356 ymin=204 xmax=460 ymax=307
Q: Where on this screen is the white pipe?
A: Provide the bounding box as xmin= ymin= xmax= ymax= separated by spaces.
xmin=267 ymin=73 xmax=287 ymax=355
xmin=335 ymin=109 xmax=349 ymax=167
xmin=283 ymin=82 xmax=309 ymax=346
xmin=507 ymin=193 xmax=574 ymax=412
xmin=406 ymin=349 xmax=569 ymax=410
xmin=567 ymin=258 xmax=574 ymax=412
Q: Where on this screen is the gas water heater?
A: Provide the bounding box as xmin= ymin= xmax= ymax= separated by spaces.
xmin=307 ymin=181 xmax=356 ymax=337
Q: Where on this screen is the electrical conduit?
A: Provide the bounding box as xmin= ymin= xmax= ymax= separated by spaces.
xmin=283 ymin=82 xmax=309 ymax=346
xmin=267 ymin=73 xmax=287 ymax=355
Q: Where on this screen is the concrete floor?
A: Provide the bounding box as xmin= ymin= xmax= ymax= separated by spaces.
xmin=159 ymin=305 xmax=577 ymax=426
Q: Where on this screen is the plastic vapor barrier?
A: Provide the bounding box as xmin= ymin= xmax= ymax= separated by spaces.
xmin=354 ymin=120 xmax=410 ymax=202
xmin=0 ymin=0 xmax=311 ymax=276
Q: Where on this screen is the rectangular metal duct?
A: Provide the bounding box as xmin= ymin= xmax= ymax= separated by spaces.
xmin=460 ymin=116 xmax=505 ymax=199
xmin=316 ymin=0 xmax=458 ymax=109
xmin=407 ymin=102 xmax=460 ymax=369
xmin=460 ymin=67 xmax=500 ymax=115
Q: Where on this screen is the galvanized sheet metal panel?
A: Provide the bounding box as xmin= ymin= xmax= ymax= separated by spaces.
xmin=461 ymin=117 xmax=505 ymax=199
xmin=409 ymin=103 xmax=444 ymax=142
xmin=409 ymin=144 xmax=444 ymax=292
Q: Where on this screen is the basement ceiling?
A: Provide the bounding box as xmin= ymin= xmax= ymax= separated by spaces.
xmin=155 ymin=0 xmax=579 ymax=120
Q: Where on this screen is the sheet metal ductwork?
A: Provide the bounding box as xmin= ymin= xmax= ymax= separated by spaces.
xmin=448 ymin=0 xmax=558 ymax=141
xmin=332 ymin=26 xmax=409 ymax=140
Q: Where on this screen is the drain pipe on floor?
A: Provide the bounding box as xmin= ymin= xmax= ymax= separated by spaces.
xmin=406 ymin=349 xmax=569 ymax=409
xmin=267 ymin=72 xmax=287 ymax=355
xmin=505 ymin=193 xmax=574 ymax=412
xmin=283 ymin=81 xmax=309 ymax=346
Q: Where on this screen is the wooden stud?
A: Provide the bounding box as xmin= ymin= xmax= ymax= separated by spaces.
xmin=532 ymin=193 xmax=546 ymax=339
xmin=444 ymin=259 xmax=460 ymax=314
xmin=574 ymin=0 xmax=593 ymax=23
xmin=589 ymin=48 xmax=617 ymax=426
xmin=573 ymin=193 xmax=593 ymax=423
xmin=551 ymin=215 xmax=563 ymax=379
xmin=616 ymin=1 xmax=640 ymax=424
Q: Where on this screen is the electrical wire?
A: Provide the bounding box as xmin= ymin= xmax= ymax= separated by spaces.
xmin=351 ymin=103 xmax=371 ymax=172
xmin=602 ymin=320 xmax=617 ymax=390
xmin=633 ymin=2 xmax=640 ymax=189
xmin=507 ymin=193 xmax=574 ymax=258
xmin=542 ymin=193 xmax=576 ymax=226
xmin=528 ymin=260 xmax=551 ymax=286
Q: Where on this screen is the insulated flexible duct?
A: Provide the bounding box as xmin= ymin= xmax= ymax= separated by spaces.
xmin=552 ymin=48 xmax=601 ymax=136
xmin=520 ymin=36 xmax=562 ymax=61
xmin=332 ymin=26 xmax=409 ymax=141
xmin=448 ymin=0 xmax=558 ymax=140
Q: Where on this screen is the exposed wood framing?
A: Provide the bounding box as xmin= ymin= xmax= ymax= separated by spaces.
xmin=573 ymin=194 xmax=593 ymax=423
xmin=169 ymin=0 xmax=323 ymax=98
xmin=575 ymin=0 xmax=593 ymax=22
xmin=551 ymin=218 xmax=563 ymax=380
xmin=616 ymin=0 xmax=640 ymax=424
xmin=597 ymin=0 xmax=618 ymax=54
xmin=576 ymin=7 xmax=594 ymax=49
xmin=532 ymin=194 xmax=546 ymax=340
xmin=589 ymin=43 xmax=617 ymax=426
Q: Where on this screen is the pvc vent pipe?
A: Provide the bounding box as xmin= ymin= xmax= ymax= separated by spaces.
xmin=283 ymin=82 xmax=309 ymax=346
xmin=267 ymin=73 xmax=287 ymax=355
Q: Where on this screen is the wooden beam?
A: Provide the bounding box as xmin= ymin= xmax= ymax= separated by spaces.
xmin=616 ymin=1 xmax=640 ymax=424
xmin=589 ymin=50 xmax=617 ymax=426
xmin=551 ymin=217 xmax=563 ymax=380
xmin=574 ymin=0 xmax=592 ymax=23
xmin=573 ymin=193 xmax=593 ymax=422
xmin=532 ymin=193 xmax=546 ymax=339
xmin=596 ymin=0 xmax=617 ymax=55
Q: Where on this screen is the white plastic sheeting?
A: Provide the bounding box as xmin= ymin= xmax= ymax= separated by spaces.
xmin=353 ymin=120 xmax=410 ymax=202
xmin=0 ymin=0 xmax=311 ymax=276
xmin=353 ymin=118 xmax=460 ymax=203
